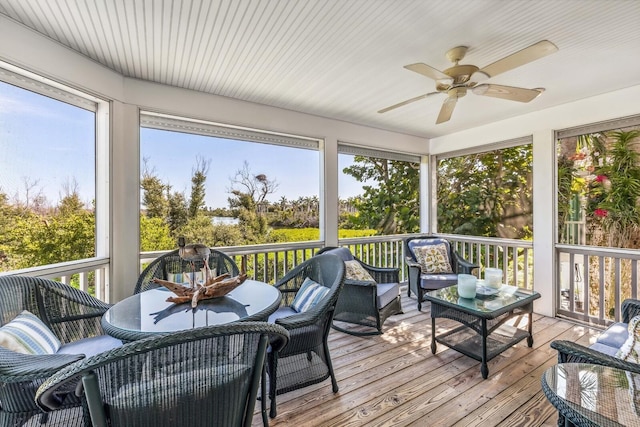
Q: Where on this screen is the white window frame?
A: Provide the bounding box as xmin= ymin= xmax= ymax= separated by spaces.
xmin=0 ymin=61 xmax=110 ymax=294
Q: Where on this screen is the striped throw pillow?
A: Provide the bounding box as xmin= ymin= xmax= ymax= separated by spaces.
xmin=0 ymin=310 xmax=61 ymax=355
xmin=291 ymin=277 xmax=330 ymax=313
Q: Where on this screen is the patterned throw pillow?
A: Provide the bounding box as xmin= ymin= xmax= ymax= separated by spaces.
xmin=616 ymin=315 xmax=640 ymax=363
xmin=291 ymin=277 xmax=330 ymax=313
xmin=0 ymin=310 xmax=61 ymax=355
xmin=344 ymin=260 xmax=375 ymax=282
xmin=413 ymin=244 xmax=453 ymax=274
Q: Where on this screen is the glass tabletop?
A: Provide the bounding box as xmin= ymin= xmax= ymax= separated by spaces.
xmin=424 ymin=284 xmax=539 ymax=315
xmin=543 ymin=363 xmax=640 ymax=427
xmin=103 ymin=279 xmax=281 ymax=334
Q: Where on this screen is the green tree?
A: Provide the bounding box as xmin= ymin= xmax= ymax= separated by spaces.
xmin=588 ymin=130 xmax=640 ymax=247
xmin=342 ymin=157 xmax=419 ymax=234
xmin=140 ymin=216 xmax=174 ymax=251
xmin=227 ymin=162 xmax=276 ymax=243
xmin=0 ymin=191 xmax=19 ymax=270
xmin=188 ymin=156 xmax=210 ymax=219
xmin=178 ymin=214 xmax=243 ymax=247
xmin=141 ymin=159 xmax=168 ymax=218
xmin=167 ymin=191 xmax=189 ymax=236
xmin=229 ymin=190 xmax=268 ymax=243
xmin=12 ymin=193 xmax=95 ymax=268
xmin=437 ymin=145 xmax=533 ymax=238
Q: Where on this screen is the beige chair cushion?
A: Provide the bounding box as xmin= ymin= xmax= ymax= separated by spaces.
xmin=344 ymin=260 xmax=375 ymax=282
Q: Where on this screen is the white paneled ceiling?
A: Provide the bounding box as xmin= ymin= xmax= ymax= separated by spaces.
xmin=1 ymin=0 xmax=639 ymax=138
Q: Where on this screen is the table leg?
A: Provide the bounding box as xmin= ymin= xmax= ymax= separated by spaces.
xmin=261 ymin=365 xmax=269 ymax=427
xmin=430 ymin=317 xmax=437 ymax=354
xmin=481 ymin=318 xmax=488 ymax=379
xmin=527 ymin=311 xmax=534 ymax=347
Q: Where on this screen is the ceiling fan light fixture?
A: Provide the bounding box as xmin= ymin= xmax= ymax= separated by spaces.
xmin=472 ymin=84 xmax=489 ymax=95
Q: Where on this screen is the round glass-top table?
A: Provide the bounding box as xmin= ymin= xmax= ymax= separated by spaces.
xmin=102 ymin=279 xmax=281 ymax=341
xmin=542 ymin=363 xmax=640 ymax=427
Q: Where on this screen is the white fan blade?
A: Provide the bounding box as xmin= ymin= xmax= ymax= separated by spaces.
xmin=436 ymin=97 xmax=457 ymax=124
xmin=473 ymin=84 xmax=543 ymax=102
xmin=378 ymin=92 xmax=440 ymax=113
xmin=479 ymin=40 xmax=558 ymax=78
xmin=404 ymin=63 xmax=450 ymax=81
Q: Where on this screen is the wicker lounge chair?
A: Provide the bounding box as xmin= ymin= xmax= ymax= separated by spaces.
xmin=36 ymin=322 xmax=289 ymax=427
xmin=266 ymin=253 xmax=345 ymax=418
xmin=316 ymin=246 xmax=402 ymax=336
xmin=135 ymin=248 xmax=239 ymax=294
xmin=404 ymin=235 xmax=478 ymax=311
xmin=0 ymin=276 xmax=118 ymax=427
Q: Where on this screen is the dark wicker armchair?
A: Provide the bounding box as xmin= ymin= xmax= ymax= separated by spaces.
xmin=316 ymin=246 xmax=402 ymax=336
xmin=404 ymin=235 xmax=478 ymax=311
xmin=0 ymin=276 xmax=117 ymax=427
xmin=550 ymin=298 xmax=640 ymax=426
xmin=36 ymin=322 xmax=289 ymax=427
xmin=135 ymin=248 xmax=239 ymax=294
xmin=266 ymin=253 xmax=345 ymax=418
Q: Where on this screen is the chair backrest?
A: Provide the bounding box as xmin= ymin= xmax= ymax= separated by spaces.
xmin=135 ymin=248 xmax=240 ymax=294
xmin=36 ymin=322 xmax=289 ymax=427
xmin=405 ymin=235 xmax=453 ymax=262
xmin=276 ymin=253 xmax=345 ymax=311
xmin=0 ymin=276 xmax=108 ymax=342
xmin=316 ymin=246 xmax=354 ymax=262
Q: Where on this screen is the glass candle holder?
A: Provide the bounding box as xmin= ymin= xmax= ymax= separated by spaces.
xmin=485 ymin=268 xmax=503 ymax=289
xmin=457 ymin=273 xmax=477 ymax=299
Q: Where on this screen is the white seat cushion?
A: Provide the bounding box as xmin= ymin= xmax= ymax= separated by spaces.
xmin=376 ymin=283 xmax=399 ymax=309
xmin=57 ymin=334 xmax=123 ymax=358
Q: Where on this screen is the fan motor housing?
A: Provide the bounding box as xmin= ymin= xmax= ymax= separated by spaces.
xmin=443 ymin=64 xmax=479 ymax=84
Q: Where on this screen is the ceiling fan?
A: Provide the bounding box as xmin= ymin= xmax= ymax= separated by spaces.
xmin=378 ymin=40 xmax=558 ymax=124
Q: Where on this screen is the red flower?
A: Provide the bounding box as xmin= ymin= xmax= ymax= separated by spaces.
xmin=594 ymin=208 xmax=608 ymax=217
xmin=595 ymin=175 xmax=608 ymax=182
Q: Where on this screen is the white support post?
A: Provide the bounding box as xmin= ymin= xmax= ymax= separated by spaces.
xmin=532 ymin=129 xmax=556 ymax=317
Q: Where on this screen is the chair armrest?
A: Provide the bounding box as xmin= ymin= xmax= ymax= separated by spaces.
xmin=452 ymin=252 xmax=478 ymax=274
xmin=0 ymin=348 xmax=84 ymax=382
xmin=550 ymin=340 xmax=640 ymax=374
xmin=622 ymin=299 xmax=640 ymax=323
xmin=274 ymin=308 xmax=329 ymax=330
xmin=343 ymin=278 xmax=377 ymax=287
xmin=405 ymin=257 xmax=421 ymax=270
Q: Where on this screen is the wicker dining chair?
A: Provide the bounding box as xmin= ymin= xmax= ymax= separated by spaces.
xmin=266 ymin=253 xmax=345 ymax=418
xmin=316 ymin=246 xmax=402 ymax=336
xmin=0 ymin=275 xmax=118 ymax=427
xmin=36 ymin=322 xmax=289 ymax=427
xmin=135 ymin=248 xmax=239 ymax=294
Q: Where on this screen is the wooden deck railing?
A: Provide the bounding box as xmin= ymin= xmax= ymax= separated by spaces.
xmin=7 ymin=235 xmax=640 ymax=326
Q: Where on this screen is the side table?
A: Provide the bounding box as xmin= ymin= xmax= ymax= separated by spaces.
xmin=542 ymin=363 xmax=640 ymax=427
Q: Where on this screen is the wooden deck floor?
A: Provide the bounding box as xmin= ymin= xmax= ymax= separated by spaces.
xmin=252 ymin=289 xmax=603 ymax=427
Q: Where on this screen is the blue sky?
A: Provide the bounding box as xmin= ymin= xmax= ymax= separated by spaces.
xmin=0 ymin=81 xmax=95 ymax=206
xmin=0 ymin=80 xmax=364 ymax=209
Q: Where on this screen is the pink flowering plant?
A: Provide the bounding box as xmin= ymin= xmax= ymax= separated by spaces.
xmin=585 ymin=130 xmax=640 ymax=242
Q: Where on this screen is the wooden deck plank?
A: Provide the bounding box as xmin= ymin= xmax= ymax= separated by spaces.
xmin=252 ymin=291 xmax=604 ymax=427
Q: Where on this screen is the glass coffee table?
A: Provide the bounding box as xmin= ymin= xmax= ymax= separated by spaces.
xmin=424 ymin=284 xmax=540 ymax=379
xmin=542 ymin=363 xmax=640 ymax=427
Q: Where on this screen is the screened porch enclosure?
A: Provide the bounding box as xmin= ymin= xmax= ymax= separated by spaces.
xmin=1 ymin=7 xmax=640 ymax=330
